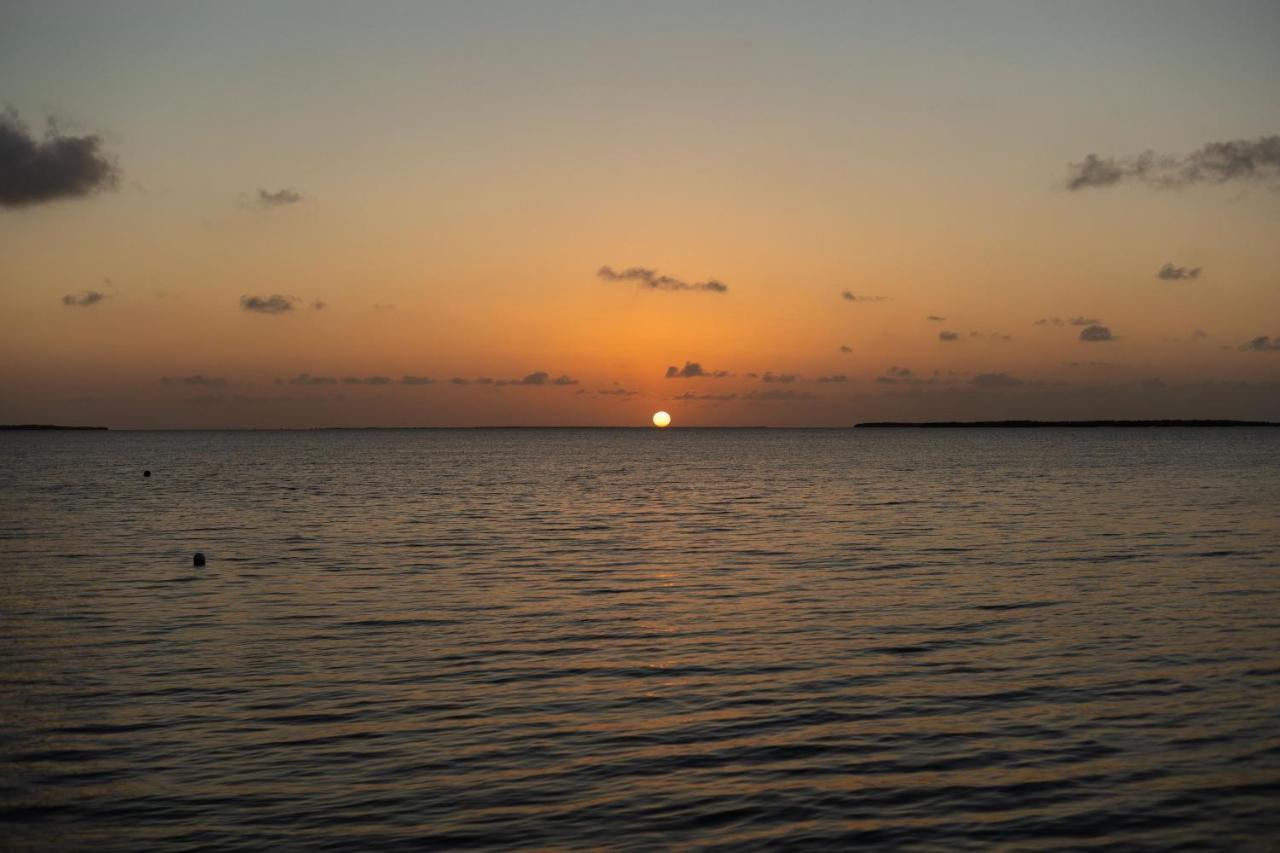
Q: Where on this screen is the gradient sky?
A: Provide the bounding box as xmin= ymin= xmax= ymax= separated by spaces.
xmin=2 ymin=0 xmax=1279 ymax=427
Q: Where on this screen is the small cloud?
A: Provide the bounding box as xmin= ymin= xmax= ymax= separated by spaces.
xmin=761 ymin=371 xmax=798 ymax=383
xmin=972 ymin=372 xmax=1024 ymax=388
xmin=1079 ymin=325 xmax=1114 ymax=342
xmin=927 ymin=315 xmax=946 ymax=322
xmin=450 ymin=377 xmax=470 ymax=385
xmin=1069 ymin=316 xmax=1100 ymax=327
xmin=675 ymin=392 xmax=739 ymax=401
xmin=257 ymin=188 xmax=303 ymax=207
xmin=744 ymin=389 xmax=817 ymax=401
xmin=839 ymin=345 xmax=853 ymax=353
xmin=1240 ymin=335 xmax=1280 ymax=352
xmin=0 ymin=110 xmax=120 ymax=207
xmin=597 ymin=265 xmax=727 ymax=293
xmin=816 ymin=374 xmax=848 ymax=383
xmin=161 ymin=375 xmax=226 ymax=388
xmin=939 ymin=330 xmax=960 ymax=342
xmin=342 ymin=376 xmax=392 ymax=385
xmin=841 ymin=290 xmax=889 ymax=302
xmin=1157 ymin=262 xmax=1202 ymax=281
xmin=312 ymin=300 xmax=327 ymax=310
xmin=62 ymin=290 xmax=107 ymax=307
xmin=280 ymin=373 xmax=337 ymax=385
xmin=372 ymin=304 xmax=396 ymax=313
xmin=400 ymin=375 xmax=434 ymax=385
xmin=1036 ymin=316 xmax=1100 ymax=328
xmin=241 ymin=294 xmax=297 ymax=314
xmin=665 ymin=361 xmax=729 ymax=379
xmin=886 ymin=366 xmax=913 ymax=378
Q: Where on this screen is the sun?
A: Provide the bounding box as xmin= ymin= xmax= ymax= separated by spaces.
xmin=652 ymin=411 xmax=672 ymax=428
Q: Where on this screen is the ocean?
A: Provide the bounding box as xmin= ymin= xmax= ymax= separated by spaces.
xmin=2 ymin=428 xmax=1278 ymax=849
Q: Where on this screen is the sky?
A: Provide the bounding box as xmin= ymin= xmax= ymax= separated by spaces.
xmin=2 ymin=0 xmax=1279 ymax=428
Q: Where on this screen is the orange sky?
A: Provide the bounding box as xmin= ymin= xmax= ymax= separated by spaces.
xmin=2 ymin=1 xmax=1278 ymax=427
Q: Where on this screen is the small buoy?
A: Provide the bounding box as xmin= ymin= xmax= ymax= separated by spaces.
xmin=193 ymin=552 xmax=206 ymax=567
xmin=143 ymin=470 xmax=151 ymax=478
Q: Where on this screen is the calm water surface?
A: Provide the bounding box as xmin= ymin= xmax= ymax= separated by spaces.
xmin=2 ymin=429 xmax=1279 ymax=850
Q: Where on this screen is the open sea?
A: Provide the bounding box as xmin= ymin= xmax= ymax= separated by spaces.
xmin=2 ymin=428 xmax=1279 ymax=850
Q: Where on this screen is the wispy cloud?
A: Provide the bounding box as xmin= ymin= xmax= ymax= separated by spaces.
xmin=241 ymin=294 xmax=297 ymax=314
xmin=816 ymin=374 xmax=848 ymax=383
xmin=597 ymin=265 xmax=727 ymax=293
xmin=744 ymin=389 xmax=817 ymax=401
xmin=675 ymin=392 xmax=739 ymax=401
xmin=839 ymin=345 xmax=853 ymax=353
xmin=1240 ymin=335 xmax=1280 ymax=352
xmin=279 ymin=373 xmax=337 ymax=385
xmin=1079 ymin=325 xmax=1115 ymax=342
xmin=665 ymin=361 xmax=730 ymax=379
xmin=451 ymin=371 xmax=579 ymax=386
xmin=161 ymin=375 xmax=227 ymax=388
xmin=257 ymin=187 xmax=303 ymax=207
xmin=0 ymin=110 xmax=119 ymax=207
xmin=1157 ymin=262 xmax=1202 ymax=281
xmin=760 ymin=371 xmax=798 ymax=384
xmin=400 ymin=375 xmax=434 ymax=386
xmin=1066 ymin=135 xmax=1280 ymax=190
xmin=342 ymin=376 xmax=392 ymax=385
xmin=1036 ymin=316 xmax=1101 ymax=327
xmin=939 ymin=330 xmax=960 ymax=342
xmin=62 ymin=290 xmax=107 ymax=307
xmin=971 ymin=372 xmax=1024 ymax=388
xmin=927 ymin=315 xmax=946 ymax=322
xmin=841 ymin=290 xmax=889 ymax=302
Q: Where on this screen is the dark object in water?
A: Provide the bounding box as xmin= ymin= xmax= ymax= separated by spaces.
xmin=144 ymin=470 xmax=151 ymax=477
xmin=193 ymin=552 xmax=206 ymax=567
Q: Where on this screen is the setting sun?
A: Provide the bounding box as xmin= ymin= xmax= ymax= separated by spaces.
xmin=652 ymin=411 xmax=672 ymax=428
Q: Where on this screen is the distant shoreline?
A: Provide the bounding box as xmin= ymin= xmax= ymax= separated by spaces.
xmin=0 ymin=424 xmax=109 ymax=431
xmin=854 ymin=420 xmax=1280 ymax=428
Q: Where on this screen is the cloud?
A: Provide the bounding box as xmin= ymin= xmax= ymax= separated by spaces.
xmin=1240 ymin=335 xmax=1280 ymax=352
xmin=939 ymin=330 xmax=960 ymax=342
xmin=675 ymin=392 xmax=738 ymax=401
xmin=886 ymin=366 xmax=913 ymax=378
xmin=280 ymin=373 xmax=337 ymax=385
xmin=839 ymin=345 xmax=853 ymax=353
xmin=1066 ymin=135 xmax=1280 ymax=190
xmin=257 ymin=188 xmax=303 ymax=207
xmin=971 ymin=372 xmax=1025 ymax=388
xmin=400 ymin=375 xmax=434 ymax=385
xmin=665 ymin=361 xmax=730 ymax=379
xmin=744 ymin=389 xmax=817 ymax=401
xmin=342 ymin=376 xmax=392 ymax=385
xmin=0 ymin=110 xmax=120 ymax=207
xmin=161 ymin=374 xmax=227 ymax=388
xmin=761 ymin=371 xmax=798 ymax=383
xmin=841 ymin=290 xmax=889 ymax=302
xmin=451 ymin=371 xmax=579 ymax=386
xmin=61 ymin=290 xmax=107 ymax=307
xmin=927 ymin=315 xmax=946 ymax=322
xmin=816 ymin=374 xmax=848 ymax=383
xmin=1157 ymin=262 xmax=1202 ymax=281
xmin=1141 ymin=377 xmax=1166 ymax=388
xmin=241 ymin=294 xmax=297 ymax=314
xmin=597 ymin=265 xmax=727 ymax=293
xmin=312 ymin=300 xmax=327 ymax=310
xmin=450 ymin=377 xmax=470 ymax=385
xmin=1037 ymin=316 xmax=1101 ymax=328
xmin=1064 ymin=361 xmax=1116 ymax=368
xmin=1079 ymin=324 xmax=1114 ymax=342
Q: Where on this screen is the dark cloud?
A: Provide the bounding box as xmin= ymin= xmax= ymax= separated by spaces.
xmin=939 ymin=330 xmax=960 ymax=342
xmin=972 ymin=372 xmax=1024 ymax=388
xmin=1240 ymin=335 xmax=1280 ymax=352
xmin=312 ymin=300 xmax=327 ymax=310
xmin=761 ymin=371 xmax=798 ymax=383
xmin=841 ymin=290 xmax=889 ymax=302
xmin=675 ymin=392 xmax=739 ymax=401
xmin=839 ymin=345 xmax=853 ymax=353
xmin=816 ymin=374 xmax=848 ymax=383
xmin=280 ymin=373 xmax=337 ymax=385
xmin=450 ymin=377 xmax=470 ymax=385
xmin=0 ymin=110 xmax=119 ymax=207
xmin=597 ymin=265 xmax=727 ymax=293
xmin=1079 ymin=325 xmax=1115 ymax=342
xmin=1066 ymin=135 xmax=1280 ymax=191
xmin=61 ymin=290 xmax=107 ymax=307
xmin=927 ymin=315 xmax=946 ymax=322
xmin=450 ymin=371 xmax=578 ymax=386
xmin=241 ymin=294 xmax=297 ymax=314
xmin=342 ymin=376 xmax=392 ymax=386
xmin=161 ymin=375 xmax=227 ymax=388
xmin=887 ymin=366 xmax=914 ymax=378
xmin=258 ymin=188 xmax=303 ymax=207
xmin=665 ymin=361 xmax=730 ymax=379
xmin=1157 ymin=262 xmax=1202 ymax=281
xmin=400 ymin=375 xmax=434 ymax=385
